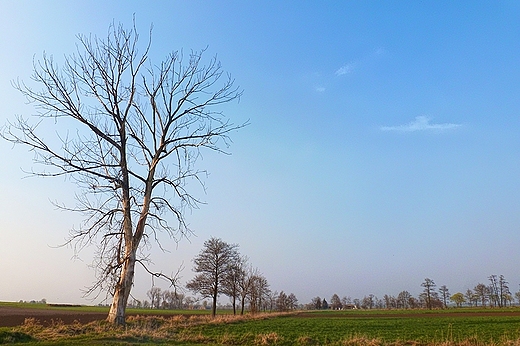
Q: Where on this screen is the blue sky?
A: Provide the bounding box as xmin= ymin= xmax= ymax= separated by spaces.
xmin=1 ymin=1 xmax=520 ymax=305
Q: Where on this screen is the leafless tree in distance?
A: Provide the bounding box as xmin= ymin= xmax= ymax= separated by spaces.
xmin=438 ymin=285 xmax=450 ymax=309
xmin=186 ymin=237 xmax=240 ymax=317
xmin=221 ymin=255 xmax=247 ymax=315
xmin=2 ymin=20 xmax=244 ymax=325
xmin=246 ymin=268 xmax=270 ymax=314
xmin=421 ymin=278 xmax=436 ymax=310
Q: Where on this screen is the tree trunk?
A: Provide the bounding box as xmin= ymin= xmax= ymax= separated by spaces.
xmin=240 ymin=296 xmax=246 ymax=315
xmin=211 ymin=290 xmax=217 ymax=317
xmin=106 ymin=251 xmax=136 ymax=325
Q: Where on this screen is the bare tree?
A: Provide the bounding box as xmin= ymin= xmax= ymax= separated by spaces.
xmin=268 ymin=290 xmax=278 ymax=312
xmin=161 ymin=289 xmax=185 ymax=309
xmin=515 ymin=288 xmax=520 ymax=306
xmin=1 ymin=20 xmax=244 ymax=325
xmin=330 ymin=294 xmax=342 ymax=310
xmin=464 ymin=289 xmax=476 ymax=307
xmin=498 ymin=275 xmax=510 ymax=307
xmin=221 ymin=256 xmax=247 ymax=315
xmin=247 ymin=269 xmax=270 ymax=314
xmin=473 ymin=283 xmax=489 ymax=307
xmin=421 ymin=278 xmax=436 ymax=310
xmin=147 ymin=286 xmax=162 ymax=309
xmin=361 ymin=294 xmax=375 ymax=309
xmin=287 ymin=293 xmax=299 ymax=310
xmin=275 ymin=291 xmax=298 ymax=311
xmin=488 ymin=275 xmax=510 ymax=307
xmin=238 ymin=270 xmax=251 ymax=315
xmin=383 ymin=294 xmax=397 ymax=309
xmin=275 ymin=291 xmax=288 ymax=311
xmin=397 ymin=291 xmax=411 ymax=309
xmin=186 ymin=237 xmax=240 ymax=317
xmin=438 ymin=285 xmax=450 ymax=309
xmin=310 ymin=296 xmax=322 ymax=310
xmin=161 ymin=290 xmax=173 ymax=309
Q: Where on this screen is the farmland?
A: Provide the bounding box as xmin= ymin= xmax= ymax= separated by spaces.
xmin=2 ymin=303 xmax=520 ymax=345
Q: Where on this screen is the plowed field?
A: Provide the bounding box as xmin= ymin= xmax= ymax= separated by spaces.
xmin=0 ymin=306 xmax=108 ymax=327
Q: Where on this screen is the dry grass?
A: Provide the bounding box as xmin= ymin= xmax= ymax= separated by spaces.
xmin=254 ymin=332 xmax=281 ymax=345
xmin=10 ymin=312 xmax=292 ymax=344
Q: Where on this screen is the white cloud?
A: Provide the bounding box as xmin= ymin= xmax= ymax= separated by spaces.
xmin=374 ymin=47 xmax=386 ymax=56
xmin=315 ymin=86 xmax=325 ymax=93
xmin=335 ymin=63 xmax=354 ymax=76
xmin=380 ymin=116 xmax=462 ymax=132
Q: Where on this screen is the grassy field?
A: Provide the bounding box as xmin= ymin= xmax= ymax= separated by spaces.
xmin=186 ymin=310 xmax=520 ymax=345
xmin=2 ymin=305 xmax=520 ymax=345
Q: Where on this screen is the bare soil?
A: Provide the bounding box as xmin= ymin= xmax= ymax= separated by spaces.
xmin=0 ymin=306 xmax=109 ymax=327
xmin=2 ymin=306 xmax=520 ymax=327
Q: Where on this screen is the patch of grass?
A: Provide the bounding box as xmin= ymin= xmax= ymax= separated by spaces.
xmin=0 ymin=328 xmax=34 ymax=343
xmin=0 ymin=301 xmax=50 ymax=309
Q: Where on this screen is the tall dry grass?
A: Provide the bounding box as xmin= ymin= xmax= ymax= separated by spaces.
xmin=11 ymin=312 xmax=293 ymax=343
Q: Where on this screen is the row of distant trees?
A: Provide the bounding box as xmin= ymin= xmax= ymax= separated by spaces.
xmin=135 ymin=237 xmax=298 ymax=317
xmin=129 ymin=287 xmax=299 ymax=314
xmin=309 ymin=275 xmax=518 ymax=310
xmin=136 ymin=238 xmax=518 ymax=315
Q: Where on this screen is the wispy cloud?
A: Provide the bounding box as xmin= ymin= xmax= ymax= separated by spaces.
xmin=374 ymin=47 xmax=386 ymax=56
xmin=335 ymin=63 xmax=354 ymax=76
xmin=380 ymin=116 xmax=462 ymax=132
xmin=315 ymin=86 xmax=325 ymax=93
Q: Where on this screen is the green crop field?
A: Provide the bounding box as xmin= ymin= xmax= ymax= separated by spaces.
xmin=2 ymin=307 xmax=520 ymax=345
xmin=185 ymin=311 xmax=520 ymax=345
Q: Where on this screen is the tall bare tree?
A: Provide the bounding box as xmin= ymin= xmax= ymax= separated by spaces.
xmin=438 ymin=285 xmax=450 ymax=309
xmin=221 ymin=255 xmax=247 ymax=315
xmin=488 ymin=275 xmax=509 ymax=307
xmin=2 ymin=21 xmax=243 ymax=325
xmin=498 ymin=275 xmax=510 ymax=307
xmin=186 ymin=237 xmax=240 ymax=317
xmin=421 ymin=278 xmax=436 ymax=310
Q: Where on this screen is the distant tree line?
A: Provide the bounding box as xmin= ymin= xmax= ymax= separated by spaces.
xmin=308 ymin=275 xmax=519 ymax=310
xmin=131 ymin=237 xmax=298 ymax=317
xmin=132 ymin=239 xmax=518 ymax=314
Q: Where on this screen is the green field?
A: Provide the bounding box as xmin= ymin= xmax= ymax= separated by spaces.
xmin=186 ymin=310 xmax=520 ymax=345
xmin=2 ymin=305 xmax=520 ymax=345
